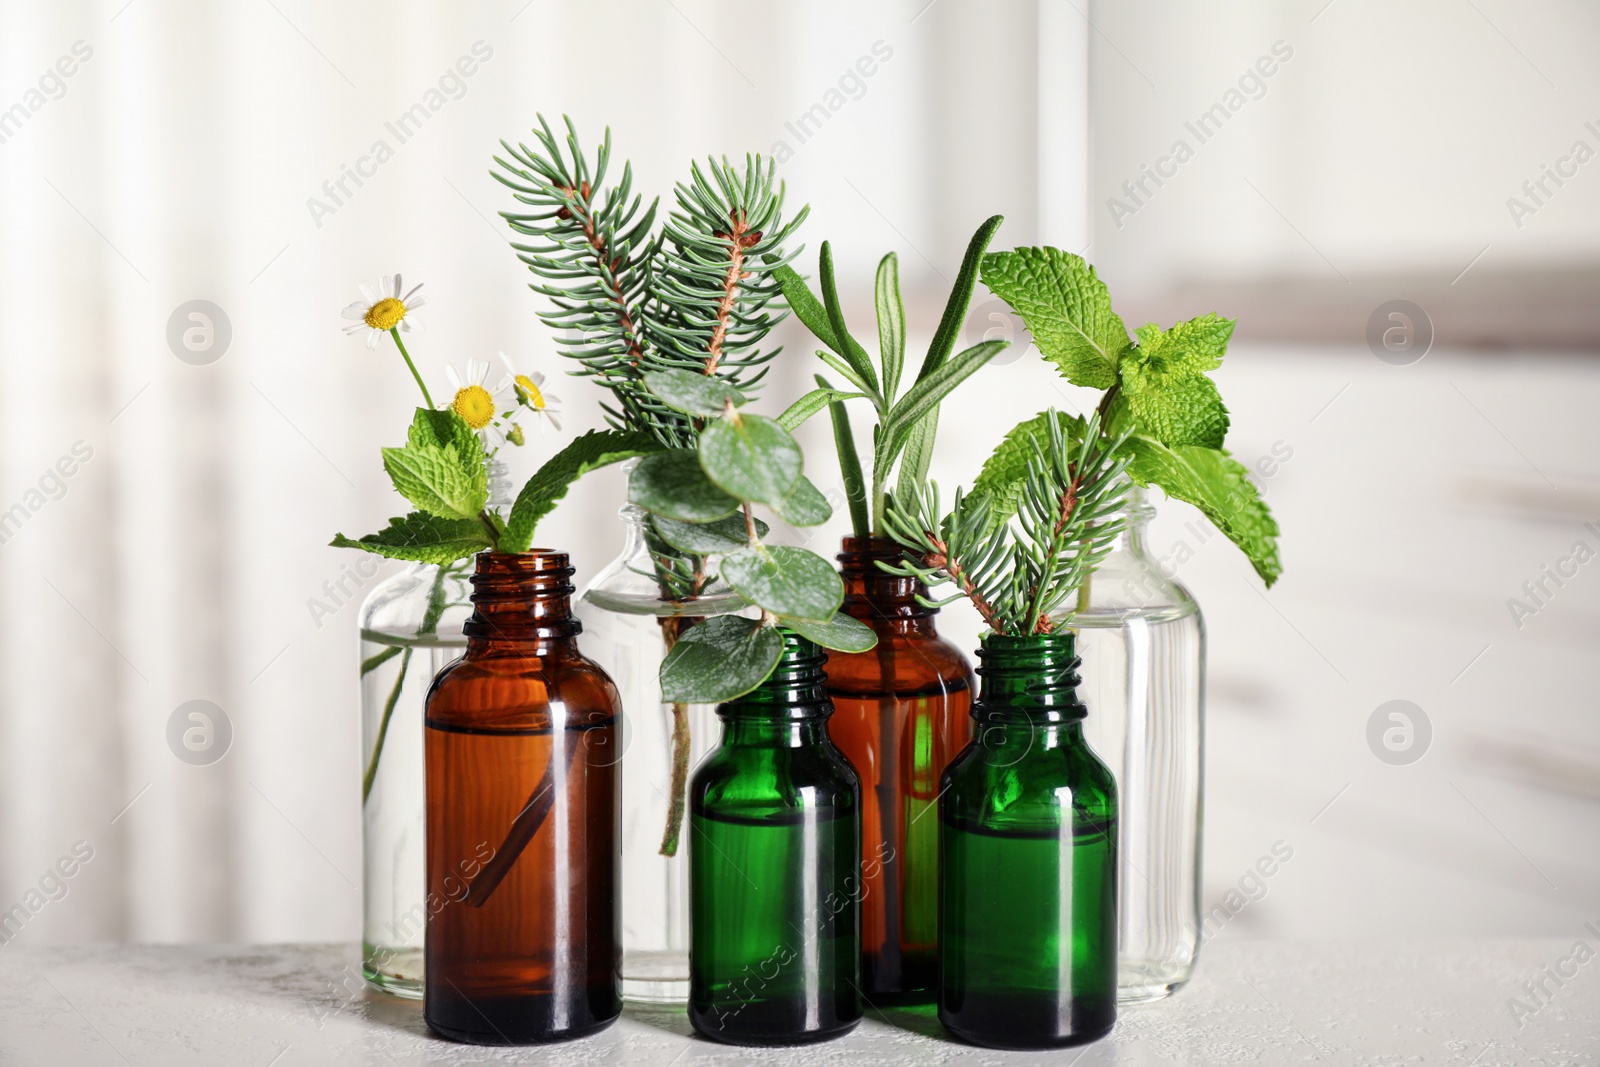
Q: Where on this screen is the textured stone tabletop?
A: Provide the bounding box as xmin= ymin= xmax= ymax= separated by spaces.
xmin=1 ymin=940 xmax=1594 ymax=1065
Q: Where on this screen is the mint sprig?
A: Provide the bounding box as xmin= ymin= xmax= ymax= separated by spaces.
xmin=977 ymin=248 xmax=1281 ymax=586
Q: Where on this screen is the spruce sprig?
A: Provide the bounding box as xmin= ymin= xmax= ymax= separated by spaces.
xmin=494 ymin=116 xmax=676 ymax=443
xmin=649 ymin=156 xmax=808 ymax=384
xmin=881 ymin=411 xmax=1131 ymax=634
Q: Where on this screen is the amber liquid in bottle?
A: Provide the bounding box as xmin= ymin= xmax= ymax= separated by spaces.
xmin=823 ymin=537 xmax=974 ymax=1004
xmin=423 ymin=551 xmax=622 ymax=1044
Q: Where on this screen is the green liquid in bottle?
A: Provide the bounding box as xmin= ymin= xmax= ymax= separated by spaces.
xmin=688 ymin=629 xmax=863 ymax=1045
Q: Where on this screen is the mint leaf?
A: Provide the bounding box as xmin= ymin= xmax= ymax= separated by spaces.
xmin=968 ymin=410 xmax=1085 ymax=527
xmin=1117 ymin=314 xmax=1234 ymax=449
xmin=1119 ymin=371 xmax=1229 ymax=450
xmin=503 ymin=429 xmax=660 ymax=553
xmin=1132 ymin=313 xmax=1233 ymax=374
xmin=381 ymin=442 xmax=488 ymax=521
xmin=331 ymin=512 xmax=493 ymax=565
xmin=1122 ymin=435 xmax=1280 ymax=585
xmin=408 ymin=407 xmax=482 ymax=459
xmin=659 ymin=616 xmax=785 ymax=703
xmin=979 ymin=247 xmax=1128 ymax=389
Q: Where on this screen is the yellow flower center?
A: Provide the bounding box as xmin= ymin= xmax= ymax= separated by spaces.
xmin=452 ymin=385 xmax=496 ymax=429
xmin=515 ymin=374 xmax=546 ymax=410
xmin=364 ymin=297 xmax=407 ymax=331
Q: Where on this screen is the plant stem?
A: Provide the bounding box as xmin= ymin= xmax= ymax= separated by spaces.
xmin=389 ymin=329 xmax=434 ymax=408
xmin=657 ymin=615 xmax=692 ymax=858
xmin=362 ymin=646 xmax=411 ymax=803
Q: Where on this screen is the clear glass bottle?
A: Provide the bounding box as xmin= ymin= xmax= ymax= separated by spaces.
xmin=574 ymin=485 xmax=744 ymax=1005
xmin=823 ymin=536 xmax=972 ymax=1004
xmin=423 ymin=550 xmax=622 ymax=1044
xmin=357 ymin=457 xmax=508 ymax=997
xmin=688 ymin=628 xmax=863 ymax=1045
xmin=1059 ymin=485 xmax=1205 ymax=1003
xmin=939 ymin=631 xmax=1118 ymax=1049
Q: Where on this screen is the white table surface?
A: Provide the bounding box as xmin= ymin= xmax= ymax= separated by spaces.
xmin=2 ymin=940 xmax=1594 ymax=1065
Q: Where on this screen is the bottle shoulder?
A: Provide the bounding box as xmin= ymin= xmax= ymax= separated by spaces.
xmin=823 ymin=633 xmax=973 ymax=696
xmin=692 ymin=739 xmax=860 ymax=820
xmin=425 ymin=647 xmax=619 ymax=731
xmin=942 ymin=735 xmax=1117 ymax=826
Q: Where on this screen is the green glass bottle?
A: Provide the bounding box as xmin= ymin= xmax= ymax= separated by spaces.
xmin=939 ymin=631 xmax=1117 ymax=1049
xmin=688 ymin=628 xmax=863 ymax=1045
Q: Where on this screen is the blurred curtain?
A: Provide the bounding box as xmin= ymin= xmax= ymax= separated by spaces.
xmin=0 ymin=0 xmax=1075 ymax=942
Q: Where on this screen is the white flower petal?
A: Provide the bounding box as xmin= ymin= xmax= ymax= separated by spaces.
xmin=359 ymin=283 xmax=378 ymax=303
xmin=402 ymin=282 xmax=424 ymax=303
xmin=341 ymin=301 xmax=368 ymax=319
xmin=445 ymin=365 xmax=464 ymax=390
xmin=386 ymin=274 xmax=400 ymax=298
xmin=404 ymin=294 xmax=426 ymax=310
xmin=366 ymin=330 xmax=380 ymax=349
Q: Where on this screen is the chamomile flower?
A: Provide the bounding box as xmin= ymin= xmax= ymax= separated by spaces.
xmin=444 ymin=359 xmax=511 ymax=431
xmin=499 ymin=351 xmax=562 ymax=432
xmin=341 ymin=274 xmax=426 ymax=349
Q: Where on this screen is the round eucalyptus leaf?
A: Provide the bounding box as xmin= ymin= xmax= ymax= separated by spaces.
xmin=699 ymin=413 xmax=802 ymax=507
xmin=652 ymin=513 xmax=769 ymax=556
xmin=660 ymin=616 xmax=785 ymax=704
xmin=720 ymin=545 xmax=843 ymax=623
xmin=629 ymin=449 xmax=740 ymax=522
xmin=774 ymin=475 xmax=832 ymax=527
xmin=782 ymin=611 xmax=878 ymax=654
xmin=643 ymin=368 xmax=747 ymax=417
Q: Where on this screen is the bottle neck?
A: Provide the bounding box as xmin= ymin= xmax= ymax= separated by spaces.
xmin=1107 ymin=482 xmax=1155 ymax=556
xmin=717 ymin=628 xmax=832 ymax=746
xmin=972 ymin=632 xmax=1087 ymax=725
xmin=463 ymin=550 xmax=581 ymax=653
xmin=837 ymin=536 xmax=937 ymax=631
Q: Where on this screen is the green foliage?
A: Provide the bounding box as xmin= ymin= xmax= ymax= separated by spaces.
xmin=1118 ymin=315 xmax=1235 ymax=449
xmin=978 ymin=245 xmax=1281 ymax=585
xmin=651 ymin=512 xmax=767 ymax=556
xmin=882 ymin=412 xmax=1131 ymax=634
xmin=968 ymin=410 xmax=1085 ymax=529
xmin=642 ymin=369 xmax=747 ymax=417
xmin=699 ymin=413 xmax=802 ymax=507
xmin=648 ymin=155 xmax=808 ymax=383
xmin=659 ymin=615 xmax=786 ymax=704
xmin=776 ymin=215 xmax=1009 ymax=538
xmin=493 ymin=116 xmax=672 ymax=441
xmin=1122 ymin=435 xmax=1281 ymax=585
xmin=783 ymin=612 xmax=877 ymax=653
xmin=503 ymin=429 xmax=662 ymax=553
xmin=331 ymin=512 xmax=494 ymax=564
xmin=629 ymin=450 xmax=740 ymax=521
xmin=774 ymin=475 xmax=831 ymax=527
xmin=720 ymin=545 xmax=843 ymax=622
xmin=381 ymin=408 xmax=489 ymax=520
xmin=978 ymin=247 xmax=1128 ymax=389
xmin=494 ymin=117 xmax=807 ymax=449
xmin=336 ymin=410 xmax=646 ymax=566
xmin=623 ymin=374 xmax=877 ymax=702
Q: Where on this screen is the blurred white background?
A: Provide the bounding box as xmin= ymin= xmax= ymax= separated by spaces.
xmin=0 ymin=0 xmax=1594 ymax=961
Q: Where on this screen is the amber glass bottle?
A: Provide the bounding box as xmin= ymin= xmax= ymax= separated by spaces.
xmin=823 ymin=536 xmax=973 ymax=1004
xmin=423 ymin=551 xmax=622 ymax=1045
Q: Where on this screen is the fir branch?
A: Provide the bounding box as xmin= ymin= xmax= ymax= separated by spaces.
xmin=648 ymin=155 xmax=808 ymax=387
xmin=882 ymin=411 xmax=1132 ymax=634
